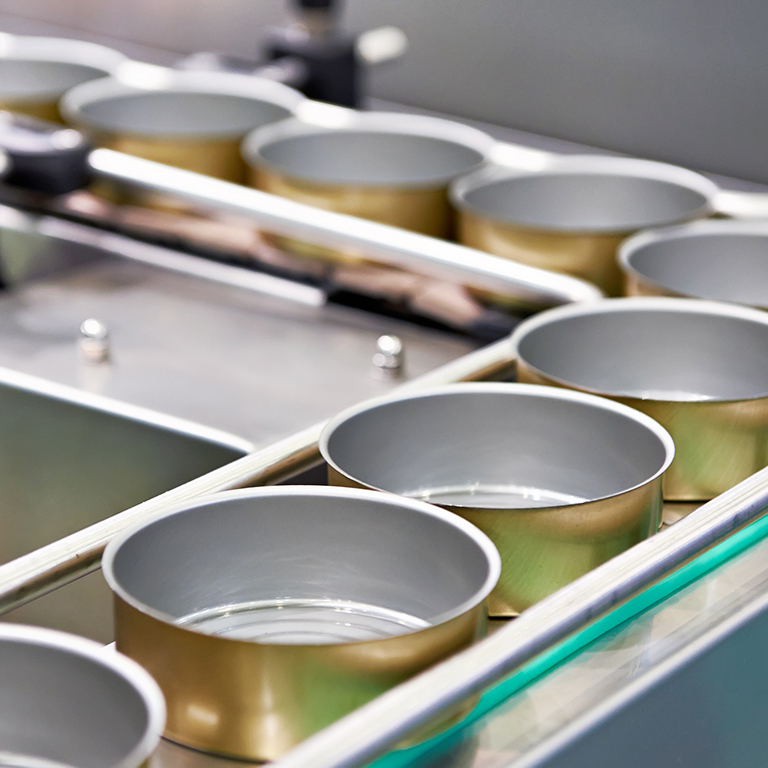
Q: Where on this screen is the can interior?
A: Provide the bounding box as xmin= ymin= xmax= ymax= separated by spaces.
xmin=0 ymin=60 xmax=109 ymax=99
xmin=460 ymin=173 xmax=710 ymax=232
xmin=255 ymin=130 xmax=486 ymax=186
xmin=109 ymin=492 xmax=494 ymax=639
xmin=517 ymin=309 xmax=768 ymax=401
xmin=75 ymin=91 xmax=294 ymax=136
xmin=324 ymin=390 xmax=670 ymax=507
xmin=0 ymin=639 xmax=150 ymax=768
xmin=627 ymin=232 xmax=768 ymax=307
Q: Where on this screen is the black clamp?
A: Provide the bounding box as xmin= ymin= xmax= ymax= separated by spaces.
xmin=0 ymin=112 xmax=91 ymax=194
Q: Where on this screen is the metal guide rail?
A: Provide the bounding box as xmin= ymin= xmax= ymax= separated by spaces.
xmin=0 ymin=114 xmax=603 ymax=312
xmin=84 ymin=148 xmax=600 ymax=309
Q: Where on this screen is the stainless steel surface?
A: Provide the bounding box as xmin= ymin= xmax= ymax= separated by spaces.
xmin=104 ymin=487 xmax=500 ymax=760
xmin=321 ymin=382 xmax=673 ymax=615
xmin=619 ymin=219 xmax=768 ymax=308
xmin=0 ymin=204 xmax=474 ymax=444
xmin=266 ymin=466 xmax=768 ymax=768
xmin=86 ymin=148 xmax=604 ymax=309
xmin=0 ymin=365 xmax=249 ymax=642
xmin=0 ymin=335 xmax=515 ymax=622
xmin=511 ymin=297 xmax=768 ymax=500
xmin=0 ymin=623 xmax=165 ymax=768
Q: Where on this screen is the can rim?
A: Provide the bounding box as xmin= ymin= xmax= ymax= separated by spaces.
xmin=618 ymin=219 xmax=768 ymax=309
xmin=0 ymin=33 xmax=127 ymax=103
xmin=510 ymin=296 xmax=768 ymax=402
xmin=449 ymin=154 xmax=720 ymax=235
xmin=242 ymin=109 xmax=495 ymax=189
xmin=59 ymin=65 xmax=305 ymax=140
xmin=320 ymin=380 xmax=675 ymax=509
xmin=102 ymin=485 xmax=503 ymax=642
xmin=0 ymin=623 xmax=166 ymax=768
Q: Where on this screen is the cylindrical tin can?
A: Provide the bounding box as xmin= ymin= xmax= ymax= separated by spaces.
xmin=61 ymin=66 xmax=304 ymax=184
xmin=619 ymin=219 xmax=768 ymax=309
xmin=0 ymin=33 xmax=126 ymax=122
xmin=321 ymin=382 xmax=673 ymax=616
xmin=242 ymin=111 xmax=493 ymax=263
xmin=511 ymin=297 xmax=768 ymax=500
xmin=450 ymin=156 xmax=719 ymax=295
xmin=0 ymin=623 xmax=165 ymax=768
xmin=102 ymin=486 xmax=500 ymax=761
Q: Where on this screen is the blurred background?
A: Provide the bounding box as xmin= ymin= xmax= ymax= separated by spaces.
xmin=0 ymin=0 xmax=763 ymax=184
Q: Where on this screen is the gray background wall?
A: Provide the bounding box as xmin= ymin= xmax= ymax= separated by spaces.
xmin=0 ymin=0 xmax=765 ymax=183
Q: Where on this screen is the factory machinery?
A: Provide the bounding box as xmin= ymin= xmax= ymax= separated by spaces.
xmin=0 ymin=3 xmax=766 ymax=766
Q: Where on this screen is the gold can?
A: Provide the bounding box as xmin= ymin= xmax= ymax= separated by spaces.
xmin=321 ymin=383 xmax=673 ymax=616
xmin=61 ymin=66 xmax=304 ymax=187
xmin=0 ymin=33 xmax=125 ymax=122
xmin=451 ymin=156 xmax=719 ymax=296
xmin=103 ymin=487 xmax=500 ymax=761
xmin=242 ymin=110 xmax=493 ymax=263
xmin=511 ymin=297 xmax=768 ymax=501
xmin=619 ymin=219 xmax=768 ymax=308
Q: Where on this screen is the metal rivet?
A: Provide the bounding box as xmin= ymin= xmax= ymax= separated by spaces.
xmin=78 ymin=318 xmax=111 ymax=364
xmin=372 ymin=334 xmax=405 ymax=379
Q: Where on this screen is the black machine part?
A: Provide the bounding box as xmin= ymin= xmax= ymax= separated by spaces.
xmin=263 ymin=0 xmax=357 ymax=107
xmin=264 ymin=28 xmax=358 ymax=108
xmin=178 ymin=0 xmax=406 ymax=108
xmin=0 ymin=112 xmax=91 ymax=195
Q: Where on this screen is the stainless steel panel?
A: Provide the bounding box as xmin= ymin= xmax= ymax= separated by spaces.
xmin=0 ymin=366 xmax=249 ymax=642
xmin=0 ymin=205 xmax=477 ymax=446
